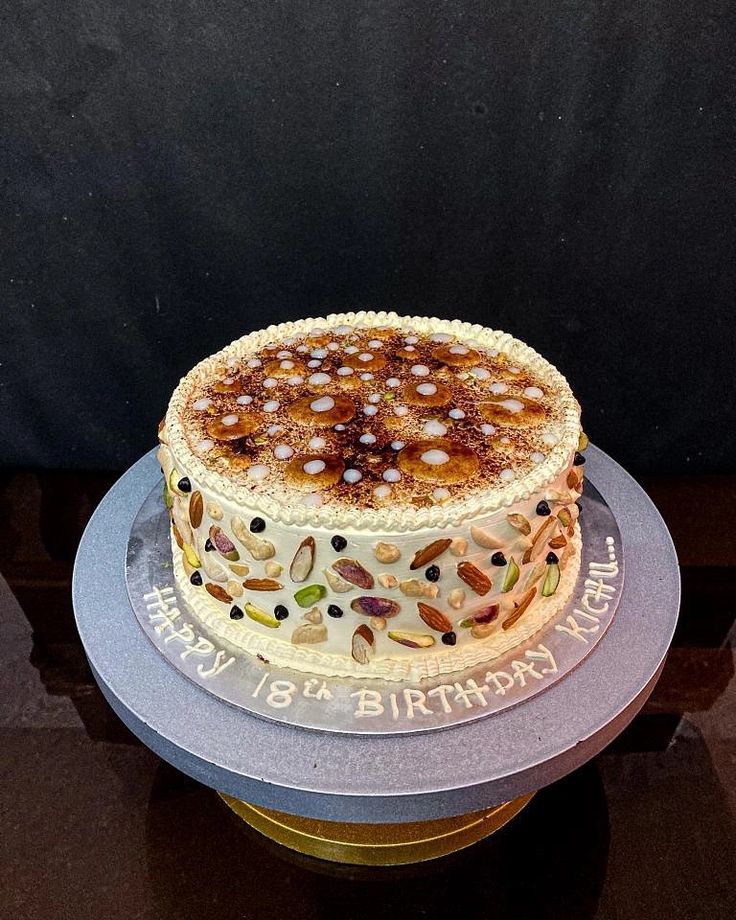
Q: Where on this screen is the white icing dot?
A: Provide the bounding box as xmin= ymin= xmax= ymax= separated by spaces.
xmin=432 ymin=487 xmax=450 ymax=501
xmin=222 ymin=376 xmax=235 ymax=385
xmin=360 ymin=372 xmax=374 ymax=381
xmin=303 ymin=459 xmax=326 ymax=475
xmin=449 ymin=344 xmax=469 ymax=355
xmin=247 ymin=464 xmax=270 ymax=480
xmin=394 ymin=404 xmax=409 ymax=417
xmin=276 ymin=350 xmax=292 ymax=359
xmin=386 ymin=377 xmax=401 ymax=388
xmin=499 ymin=468 xmax=515 ymax=481
xmin=309 ymin=327 xmax=326 ymax=337
xmin=358 ymin=352 xmax=374 ymax=363
xmin=300 ymin=492 xmax=323 ymax=507
xmin=367 ymin=339 xmax=383 ymax=348
xmin=402 ymin=345 xmax=416 ymax=353
xmin=508 ymin=366 xmax=520 ymax=374
xmin=495 ymin=398 xmax=525 ymax=413
xmin=430 ymin=332 xmax=452 ymax=343
xmin=411 ymin=364 xmax=430 ymax=377
xmin=236 ymin=394 xmax=253 ymax=405
xmin=383 ymin=468 xmax=401 ymax=482
xmin=470 ymin=367 xmax=491 ymax=380
xmin=263 ymin=377 xmax=278 ymax=389
xmin=543 ymin=431 xmax=561 ymax=446
xmin=311 ymin=348 xmax=328 ymax=359
xmin=480 ymin=423 xmax=496 ymax=435
xmin=308 ymin=436 xmax=327 ymax=450
xmin=246 ymin=358 xmax=262 ymax=368
xmin=296 ymin=344 xmax=309 ymax=353
xmin=337 ymin=366 xmax=353 ymax=376
xmin=416 ymin=382 xmax=438 ymax=396
xmin=334 ymin=423 xmax=346 ymax=431
xmin=363 ymin=404 xmax=378 ymax=416
xmin=194 ymin=438 xmax=214 ymax=453
xmin=344 ymin=345 xmax=359 ymax=354
xmin=449 ymin=408 xmax=465 ymax=419
xmin=374 ymin=484 xmax=392 ymax=499
xmin=221 ymin=414 xmax=239 ymax=426
xmin=500 ymin=436 xmax=511 ymax=444
xmin=264 ymin=343 xmax=278 ymax=350
xmin=308 ymin=372 xmax=331 ymax=386
xmin=266 ymin=424 xmax=283 ymax=436
xmin=283 ymin=337 xmax=297 ymax=346
xmin=391 ymin=440 xmax=406 ymax=450
xmin=490 ymin=382 xmax=508 ymax=395
xmin=359 ymin=433 xmax=377 ymax=444
xmin=193 ymin=397 xmax=212 ymax=410
xmin=327 ymin=342 xmax=340 ymax=351
xmin=273 ymin=444 xmax=294 ymax=460
xmin=524 ymin=386 xmax=544 ymax=399
xmin=343 ymin=468 xmax=362 ymax=483
xmin=310 ymin=396 xmax=335 ymax=413
xmin=286 ymin=375 xmax=304 ymax=386
xmin=335 ymin=324 xmax=352 ymax=335
xmin=530 ymin=451 xmax=546 ymax=464
xmin=367 ymin=393 xmax=381 ymax=404
xmin=423 ymin=420 xmax=448 ymax=437
xmin=263 ymin=400 xmax=280 ymax=413
xmin=421 ymin=449 xmax=450 ymax=465
xmin=307 ymin=359 xmax=322 ymax=368
xmin=404 ymin=335 xmax=419 ymax=344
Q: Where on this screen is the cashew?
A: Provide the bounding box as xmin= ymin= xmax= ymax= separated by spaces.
xmin=373 ymin=541 xmax=401 ymax=564
xmin=378 ymin=573 xmax=399 ymax=589
xmin=231 ymin=515 xmax=275 ymax=560
xmin=399 ymin=578 xmax=439 ymax=598
xmin=448 ymin=588 xmax=466 ymax=609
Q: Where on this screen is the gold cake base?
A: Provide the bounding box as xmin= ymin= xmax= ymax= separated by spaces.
xmin=219 ymin=792 xmax=534 ymax=865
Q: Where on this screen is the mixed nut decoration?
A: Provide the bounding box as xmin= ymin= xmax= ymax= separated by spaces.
xmin=158 ymin=319 xmax=586 ymax=667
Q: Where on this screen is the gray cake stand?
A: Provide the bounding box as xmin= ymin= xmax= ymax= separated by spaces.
xmin=72 ymin=444 xmax=679 ymax=864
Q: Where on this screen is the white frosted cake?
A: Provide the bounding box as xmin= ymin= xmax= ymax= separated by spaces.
xmin=157 ymin=312 xmax=587 ymax=681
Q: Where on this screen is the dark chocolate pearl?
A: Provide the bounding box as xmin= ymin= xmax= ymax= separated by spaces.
xmin=576 ymin=501 xmax=583 ymax=515
xmin=204 ymin=538 xmax=214 ymax=552
xmin=189 ymin=571 xmax=202 ymax=586
xmin=177 ymin=476 xmax=191 ymax=493
xmin=249 ymin=517 xmax=266 ymax=533
xmin=331 ymin=535 xmax=348 ymax=552
xmin=491 ymin=552 xmax=507 ymax=567
xmin=274 ymin=604 xmax=289 ymax=621
xmin=546 ymin=551 xmax=559 ymax=565
xmin=573 ymin=451 xmax=586 ymax=466
xmin=442 ymin=631 xmax=457 ymax=646
xmin=536 ymin=500 xmax=551 ymax=516
xmin=327 ymin=604 xmax=344 ymax=618
xmin=229 ymin=605 xmax=244 ymax=620
xmin=425 ymin=565 xmax=440 ymax=582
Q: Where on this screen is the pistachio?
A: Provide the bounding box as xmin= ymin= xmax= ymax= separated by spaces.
xmin=207 ymin=500 xmax=224 ymax=521
xmin=387 ymin=630 xmax=435 ymax=649
xmin=373 ymin=541 xmax=401 ymax=564
xmin=290 ymin=536 xmax=316 ymax=583
xmin=182 ymin=553 xmax=195 ymax=578
xmin=292 ymin=623 xmax=328 ymax=644
xmin=448 ymin=588 xmax=466 ymax=609
xmin=264 ymin=561 xmax=283 ymax=578
xmin=332 ymin=558 xmax=374 ymax=589
xmin=182 ymin=543 xmax=201 ymax=569
xmin=410 ymin=538 xmax=452 ymax=570
xmin=323 ymin=567 xmax=353 ymax=593
xmin=303 ymin=606 xmax=323 ymax=624
xmin=450 ymin=537 xmax=468 ymax=556
xmin=231 ymin=516 xmax=276 ymax=560
xmin=350 ymin=596 xmax=401 ymax=618
xmin=294 ymin=584 xmax=328 ymax=608
xmin=226 ymin=579 xmax=244 ymax=598
xmin=163 ymin=482 xmax=174 ymax=510
xmin=378 ymin=573 xmax=399 ymax=589
xmin=209 ymin=525 xmax=240 ymax=561
xmin=459 ymin=605 xmax=499 ymax=628
xmin=244 ymin=602 xmax=280 ymax=628
xmin=399 ymin=578 xmax=439 ymax=598
xmin=542 ymin=563 xmax=561 ymax=597
xmin=521 ymin=561 xmax=546 ymax=592
xmin=501 ymin=557 xmax=520 ymax=592
xmin=469 ymin=526 xmax=504 ymax=549
xmin=352 ymin=624 xmax=375 ymax=664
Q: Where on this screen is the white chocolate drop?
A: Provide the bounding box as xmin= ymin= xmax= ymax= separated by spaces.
xmin=410 ymin=364 xmax=430 ymax=376
xmin=193 ymin=397 xmax=212 ymax=410
xmin=194 ymin=438 xmax=214 ymax=453
xmin=263 ymin=377 xmax=278 ymax=389
xmin=263 ymin=400 xmax=280 ymax=413
xmin=495 ymin=398 xmax=525 ymax=413
xmin=423 ymin=420 xmax=448 ymax=437
xmin=480 ymin=423 xmax=496 ymax=435
xmin=273 ymin=444 xmax=294 ymax=460
xmin=247 ymin=464 xmax=271 ymax=480
xmin=449 ymin=408 xmax=465 ymax=419
xmin=308 ymin=372 xmax=331 ymax=386
xmin=386 ymin=377 xmax=401 ymax=388
xmin=236 ymin=394 xmax=253 ymax=405
xmin=490 ymin=382 xmax=508 ymax=395
xmin=470 ymin=367 xmax=491 ymax=380
xmin=221 ymin=414 xmax=239 ymax=426
xmin=394 ymin=404 xmax=409 ymax=417
xmin=308 ymin=436 xmax=327 ymax=450
xmin=530 ymin=451 xmax=546 ymax=464
xmin=420 ymin=449 xmax=450 ymax=465
xmin=359 ymin=433 xmax=377 ymax=445
xmin=337 ymin=366 xmax=353 ymax=376
xmin=373 ymin=484 xmax=392 ymax=499
xmin=310 ymin=396 xmax=335 ymax=413
xmin=499 ymin=468 xmax=515 ymax=481
xmin=449 ymin=344 xmax=469 ymax=355
xmin=524 ymin=386 xmax=544 ymax=399
xmin=416 ymin=382 xmax=437 ymax=396
xmin=343 ymin=468 xmax=362 ymax=483
xmin=363 ymin=404 xmax=378 ymax=416
xmin=383 ymin=468 xmax=401 ymax=482
xmin=303 ymin=459 xmax=326 ymax=475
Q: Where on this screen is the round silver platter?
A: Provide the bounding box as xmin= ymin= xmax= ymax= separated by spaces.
xmin=125 ymin=479 xmax=623 ymax=735
xmin=73 ymin=444 xmax=680 ymax=822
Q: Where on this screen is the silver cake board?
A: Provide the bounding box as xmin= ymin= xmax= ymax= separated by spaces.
xmin=73 ymin=444 xmax=679 ymax=824
xmin=125 ymin=478 xmax=623 ymax=735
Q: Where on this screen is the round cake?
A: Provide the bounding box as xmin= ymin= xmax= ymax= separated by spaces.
xmin=157 ymin=312 xmax=587 ymax=681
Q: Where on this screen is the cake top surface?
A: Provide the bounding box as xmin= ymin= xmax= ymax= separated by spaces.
xmin=164 ymin=312 xmax=581 ymax=529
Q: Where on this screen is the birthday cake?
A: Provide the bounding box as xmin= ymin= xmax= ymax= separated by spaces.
xmin=157 ymin=312 xmax=586 ymax=681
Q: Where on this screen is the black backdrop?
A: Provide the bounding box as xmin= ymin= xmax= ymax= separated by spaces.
xmin=2 ymin=1 xmax=734 ymax=474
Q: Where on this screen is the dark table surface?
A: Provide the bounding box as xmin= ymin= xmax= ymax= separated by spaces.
xmin=1 ymin=468 xmax=734 ymax=920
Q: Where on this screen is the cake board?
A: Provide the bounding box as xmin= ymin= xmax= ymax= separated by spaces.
xmin=73 ymin=444 xmax=680 ymax=864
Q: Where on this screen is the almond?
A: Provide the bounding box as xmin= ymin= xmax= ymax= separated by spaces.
xmin=352 ymin=624 xmax=375 ymax=664
xmin=456 ymin=561 xmax=493 ymax=595
xmin=290 ymin=536 xmax=316 ymax=583
xmin=548 ymin=533 xmax=567 ymax=549
xmin=410 ymin=538 xmax=452 ymax=570
xmin=205 ymin=583 xmax=232 ymax=604
xmin=188 ymin=491 xmax=204 ymax=529
xmin=172 ymin=522 xmax=184 ymax=549
xmin=243 ymin=578 xmax=283 ymax=591
xmin=469 ymin=525 xmax=504 ymax=549
xmin=522 ymin=516 xmax=558 ymax=564
xmin=417 ymin=602 xmax=453 ymax=633
xmin=502 ymin=587 xmax=537 ymax=630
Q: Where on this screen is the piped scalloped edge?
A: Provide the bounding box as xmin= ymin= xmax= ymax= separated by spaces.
xmin=171 ymin=525 xmax=582 ymax=683
xmin=164 ymin=311 xmax=581 ymax=532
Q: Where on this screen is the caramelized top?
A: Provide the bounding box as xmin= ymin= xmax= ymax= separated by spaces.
xmin=171 ymin=317 xmax=576 ymax=514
